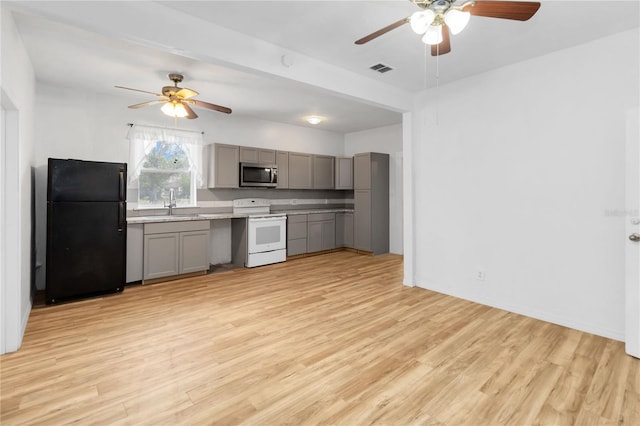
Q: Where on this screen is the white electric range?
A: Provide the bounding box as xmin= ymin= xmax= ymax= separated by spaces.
xmin=232 ymin=199 xmax=287 ymax=267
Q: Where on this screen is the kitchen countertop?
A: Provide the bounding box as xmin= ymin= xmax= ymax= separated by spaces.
xmin=126 ymin=208 xmax=354 ymax=224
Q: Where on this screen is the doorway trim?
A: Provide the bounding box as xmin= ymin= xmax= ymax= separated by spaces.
xmin=1 ymin=91 xmax=22 ymax=354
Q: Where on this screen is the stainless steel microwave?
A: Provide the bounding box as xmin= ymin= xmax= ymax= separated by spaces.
xmin=240 ymin=163 xmax=278 ymax=187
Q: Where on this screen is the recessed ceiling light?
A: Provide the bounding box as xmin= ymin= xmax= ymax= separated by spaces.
xmin=306 ymin=115 xmax=324 ymax=125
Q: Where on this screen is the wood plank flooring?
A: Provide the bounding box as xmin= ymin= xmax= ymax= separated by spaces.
xmin=1 ymin=252 xmax=638 ymax=425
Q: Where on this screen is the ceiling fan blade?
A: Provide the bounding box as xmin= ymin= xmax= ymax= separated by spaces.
xmin=176 ymin=87 xmax=199 ymax=99
xmin=465 ymin=1 xmax=541 ymax=21
xmin=128 ymin=99 xmax=168 ymax=109
xmin=431 ymin=25 xmax=451 ymax=56
xmin=182 ymin=102 xmax=198 ymax=119
xmin=192 ymin=99 xmax=232 ymax=115
xmin=355 ymin=17 xmax=409 ymax=45
xmin=114 ymin=85 xmax=163 ymax=97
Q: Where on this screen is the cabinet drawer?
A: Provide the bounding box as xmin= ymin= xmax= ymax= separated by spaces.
xmin=287 ymin=214 xmax=308 ymax=224
xmin=308 ymin=212 xmax=335 ymax=222
xmin=144 ymin=220 xmax=210 ymax=235
xmin=288 ymin=222 xmax=307 ymax=240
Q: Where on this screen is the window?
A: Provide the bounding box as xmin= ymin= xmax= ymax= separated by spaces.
xmin=138 ymin=141 xmax=194 ymax=207
xmin=127 ymin=125 xmax=204 ymax=209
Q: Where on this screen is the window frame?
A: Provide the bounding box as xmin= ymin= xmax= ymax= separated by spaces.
xmin=136 ymin=140 xmax=198 ymax=209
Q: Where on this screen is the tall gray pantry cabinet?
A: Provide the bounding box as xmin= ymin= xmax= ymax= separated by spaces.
xmin=354 ymin=152 xmax=389 ymax=255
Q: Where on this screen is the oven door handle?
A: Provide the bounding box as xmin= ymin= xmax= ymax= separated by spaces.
xmin=248 ymin=216 xmax=286 ymax=222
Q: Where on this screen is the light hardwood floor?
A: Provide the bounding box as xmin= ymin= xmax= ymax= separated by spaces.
xmin=1 ymin=252 xmax=638 ymax=425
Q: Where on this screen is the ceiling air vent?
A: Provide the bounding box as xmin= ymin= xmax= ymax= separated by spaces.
xmin=369 ymin=63 xmax=394 ymax=74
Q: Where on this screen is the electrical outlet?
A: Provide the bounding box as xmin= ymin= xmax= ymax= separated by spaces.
xmin=475 ymin=270 xmax=486 ymax=282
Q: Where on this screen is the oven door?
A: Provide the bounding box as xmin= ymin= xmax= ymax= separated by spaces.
xmin=248 ymin=216 xmax=286 ymax=253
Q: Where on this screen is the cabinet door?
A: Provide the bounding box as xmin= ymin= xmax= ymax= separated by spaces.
xmin=354 ymin=190 xmax=371 ymax=251
xmin=307 ymin=221 xmax=323 ymax=253
xmin=276 ymin=151 xmax=289 ymax=189
xmin=287 ymin=239 xmax=307 ymax=256
xmin=335 ymin=157 xmax=353 ymax=190
xmin=180 ymin=230 xmax=210 ymax=274
xmin=209 ymin=144 xmax=239 ymax=188
xmin=240 ymin=147 xmax=276 ymax=164
xmin=354 ymin=153 xmax=371 ymax=190
xmin=313 ymin=155 xmax=335 ymax=189
xmin=144 ymin=232 xmax=180 ymax=280
xmin=258 ymin=150 xmax=276 ymax=164
xmin=336 ymin=213 xmax=353 ymax=248
xmin=239 ymin=147 xmax=258 ymax=163
xmin=289 ymin=153 xmax=313 ymax=189
xmin=321 ymin=220 xmax=336 ymax=250
xmin=344 ymin=213 xmax=354 ymax=248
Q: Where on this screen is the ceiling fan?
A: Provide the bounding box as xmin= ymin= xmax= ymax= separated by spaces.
xmin=355 ymin=0 xmax=540 ymax=56
xmin=115 ymin=73 xmax=232 ymax=119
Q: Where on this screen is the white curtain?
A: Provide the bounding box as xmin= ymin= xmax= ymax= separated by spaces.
xmin=126 ymin=124 xmax=205 ymax=187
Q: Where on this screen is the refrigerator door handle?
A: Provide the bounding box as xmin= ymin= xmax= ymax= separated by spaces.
xmin=119 ymin=169 xmax=126 ymax=201
xmin=118 ymin=202 xmax=125 ymax=232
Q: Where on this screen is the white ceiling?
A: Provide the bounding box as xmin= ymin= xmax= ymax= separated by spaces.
xmin=6 ymin=1 xmax=640 ymax=134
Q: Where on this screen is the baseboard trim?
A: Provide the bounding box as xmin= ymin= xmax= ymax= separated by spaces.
xmin=415 ymin=280 xmax=625 ymax=342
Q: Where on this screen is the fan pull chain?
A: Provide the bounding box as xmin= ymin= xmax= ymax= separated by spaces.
xmin=435 ymin=42 xmax=440 ymax=126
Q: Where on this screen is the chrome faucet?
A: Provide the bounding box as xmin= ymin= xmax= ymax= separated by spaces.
xmin=164 ymin=188 xmax=176 ymax=215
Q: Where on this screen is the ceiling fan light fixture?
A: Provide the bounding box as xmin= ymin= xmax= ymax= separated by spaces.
xmin=410 ymin=9 xmax=435 ymax=34
xmin=161 ymin=101 xmax=188 ymax=118
xmin=444 ymin=9 xmax=471 ymax=35
xmin=422 ymin=24 xmax=443 ymax=45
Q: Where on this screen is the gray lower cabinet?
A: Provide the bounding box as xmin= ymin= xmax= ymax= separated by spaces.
xmin=143 ymin=220 xmax=210 ymax=281
xmin=335 ymin=212 xmax=353 ymax=248
xmin=208 ymin=143 xmax=239 ymax=188
xmin=307 ymin=212 xmax=335 ymax=253
xmin=276 ymin=150 xmax=289 ymax=189
xmin=287 ymin=214 xmax=307 ymax=256
xmin=288 ymin=152 xmax=313 ymax=189
xmin=144 ymin=232 xmax=180 ymax=280
xmin=312 ymin=155 xmax=335 ymax=189
xmin=180 ymin=230 xmax=211 ymax=274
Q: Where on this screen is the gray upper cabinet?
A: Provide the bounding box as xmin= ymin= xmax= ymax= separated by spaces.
xmin=354 ymin=153 xmax=372 ymax=190
xmin=313 ymin=155 xmax=335 ymax=189
xmin=335 ymin=157 xmax=353 ymax=190
xmin=288 ymin=152 xmax=313 ymax=189
xmin=240 ymin=147 xmax=276 ymax=164
xmin=353 ymin=152 xmax=389 ymax=255
xmin=276 ymin=150 xmax=289 ymax=189
xmin=208 ymin=143 xmax=239 ymax=188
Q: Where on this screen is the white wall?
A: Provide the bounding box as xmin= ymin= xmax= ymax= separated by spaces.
xmin=0 ymin=9 xmax=36 ymax=353
xmin=345 ymin=124 xmax=403 ymax=254
xmin=409 ymin=28 xmax=639 ymax=340
xmin=32 ymin=83 xmax=347 ymax=288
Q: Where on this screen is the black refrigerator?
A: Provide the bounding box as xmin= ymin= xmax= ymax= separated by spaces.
xmin=46 ymin=158 xmax=127 ymax=304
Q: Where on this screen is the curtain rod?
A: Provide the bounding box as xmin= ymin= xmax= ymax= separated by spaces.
xmin=126 ymin=122 xmax=204 ymax=135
